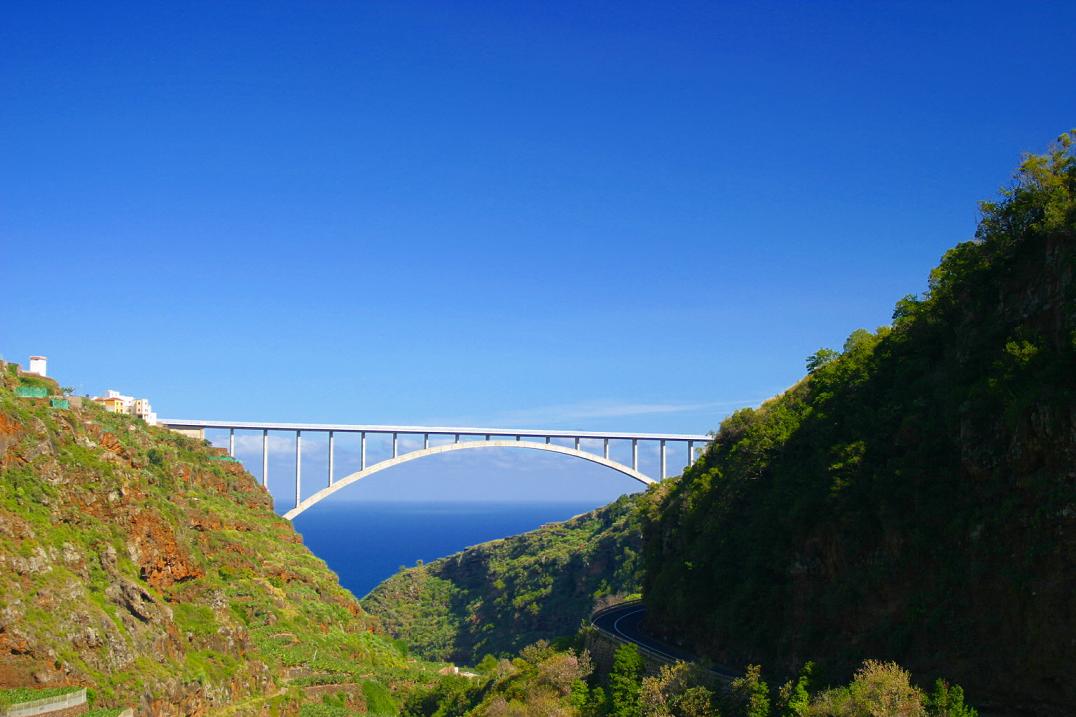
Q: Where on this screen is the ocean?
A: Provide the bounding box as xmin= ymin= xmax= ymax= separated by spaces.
xmin=291 ymin=500 xmax=604 ymax=598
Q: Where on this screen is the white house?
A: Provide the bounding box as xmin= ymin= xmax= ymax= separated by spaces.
xmin=28 ymin=356 xmax=47 ymax=376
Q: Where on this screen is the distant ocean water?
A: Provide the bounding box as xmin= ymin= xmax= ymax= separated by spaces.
xmin=291 ymin=501 xmax=602 ymax=598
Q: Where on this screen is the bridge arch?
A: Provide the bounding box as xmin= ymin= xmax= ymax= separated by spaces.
xmin=282 ymin=439 xmax=654 ymax=520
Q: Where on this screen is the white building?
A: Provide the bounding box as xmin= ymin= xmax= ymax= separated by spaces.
xmin=28 ymin=356 xmax=47 ymax=376
xmin=95 ymin=389 xmax=158 ymax=425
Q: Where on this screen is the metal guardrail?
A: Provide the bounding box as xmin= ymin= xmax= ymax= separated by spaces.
xmin=589 ymin=600 xmax=736 ymax=684
xmin=590 ymin=599 xmax=678 ymax=664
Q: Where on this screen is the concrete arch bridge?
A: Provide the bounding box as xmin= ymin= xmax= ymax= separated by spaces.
xmin=158 ymin=420 xmax=712 ymax=520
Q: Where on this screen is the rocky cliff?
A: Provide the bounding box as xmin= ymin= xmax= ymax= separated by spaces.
xmin=0 ymin=365 xmax=434 ymax=715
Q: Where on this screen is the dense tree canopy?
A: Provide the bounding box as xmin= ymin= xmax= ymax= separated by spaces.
xmin=641 ymin=133 xmax=1076 ymax=713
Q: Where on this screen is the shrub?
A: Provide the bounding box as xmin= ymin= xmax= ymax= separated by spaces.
xmin=727 ymin=664 xmax=770 ymax=717
xmin=925 ymin=680 xmax=976 ymax=717
xmin=808 ymin=661 xmax=924 ymax=717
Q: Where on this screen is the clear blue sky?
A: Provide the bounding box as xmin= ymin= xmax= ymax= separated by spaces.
xmin=3 ymin=2 xmax=1074 ymax=508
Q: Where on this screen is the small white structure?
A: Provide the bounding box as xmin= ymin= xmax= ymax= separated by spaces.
xmin=28 ymin=355 xmax=47 ymax=376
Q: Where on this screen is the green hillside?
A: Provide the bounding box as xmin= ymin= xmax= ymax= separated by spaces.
xmin=0 ymin=365 xmax=441 ymax=714
xmin=363 ymin=493 xmax=645 ymax=664
xmin=642 ymin=134 xmax=1076 ymax=713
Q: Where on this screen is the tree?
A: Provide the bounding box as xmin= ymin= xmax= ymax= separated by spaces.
xmin=808 ymin=661 xmax=924 ymax=717
xmin=585 ymin=686 xmax=610 ymax=717
xmin=805 ymin=348 xmax=838 ymax=374
xmin=641 ymin=662 xmax=716 ymax=717
xmin=610 ymin=643 xmax=645 ymax=717
xmin=776 ymin=662 xmax=812 ymax=717
xmin=926 ymin=680 xmax=977 ymax=717
xmin=727 ymin=665 xmax=769 ymax=717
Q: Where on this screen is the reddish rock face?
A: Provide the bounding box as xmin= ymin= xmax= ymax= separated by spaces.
xmin=129 ymin=513 xmax=203 ymax=590
xmin=0 ymin=371 xmax=387 ymax=713
xmin=0 ymin=413 xmax=21 ymax=459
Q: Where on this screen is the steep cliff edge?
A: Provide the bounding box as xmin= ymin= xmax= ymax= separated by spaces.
xmin=0 ymin=366 xmax=433 ymax=715
xmin=362 ymin=493 xmax=644 ymax=664
xmin=642 ymin=135 xmax=1076 ymax=713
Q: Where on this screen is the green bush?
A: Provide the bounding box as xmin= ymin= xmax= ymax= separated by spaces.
xmin=363 ymin=680 xmax=397 ymax=716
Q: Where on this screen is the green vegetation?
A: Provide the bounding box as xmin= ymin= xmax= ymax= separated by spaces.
xmin=364 ymin=494 xmax=645 ymax=663
xmin=0 ymin=685 xmax=81 ymax=706
xmin=642 ymin=134 xmax=1076 ymax=712
xmin=609 ymin=645 xmax=644 ymax=717
xmin=4 ymin=134 xmax=1069 ymax=716
xmin=0 ymin=368 xmax=446 ymax=713
xmin=399 ymin=636 xmax=975 ymax=717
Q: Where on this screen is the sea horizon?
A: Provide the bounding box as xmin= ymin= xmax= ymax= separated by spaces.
xmin=291 ymin=498 xmax=620 ymax=598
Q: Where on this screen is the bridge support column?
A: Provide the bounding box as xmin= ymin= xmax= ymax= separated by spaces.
xmin=261 ymin=430 xmax=268 ymax=488
xmin=545 ymin=436 xmax=551 ymax=444
xmin=360 ymin=432 xmax=367 ymax=470
xmin=393 ymin=433 xmax=398 ymax=458
xmin=328 ymin=431 xmax=334 ymax=486
xmin=229 ymin=428 xmax=235 ymax=457
xmin=660 ymin=439 xmax=667 ymax=480
xmin=632 ymin=439 xmax=638 ymax=471
xmin=454 ymin=433 xmax=460 ymax=444
xmin=687 ymin=441 xmax=693 ymax=468
xmin=516 ymin=435 xmax=521 ymax=441
xmin=603 ymin=438 xmax=610 ymax=460
xmin=423 ymin=433 xmax=429 ymax=450
xmin=295 ymin=431 xmax=302 ymax=509
xmin=574 ymin=436 xmax=580 ymax=451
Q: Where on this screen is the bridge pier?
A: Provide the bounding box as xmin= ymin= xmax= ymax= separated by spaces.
xmin=228 ymin=428 xmax=235 ymax=457
xmin=328 ymin=430 xmax=334 ymax=486
xmin=660 ymin=439 xmax=666 ymax=480
xmin=262 ymin=429 xmax=268 ymax=488
xmin=604 ymin=438 xmax=609 ymax=460
xmin=423 ymin=433 xmax=430 ymax=449
xmin=632 ymin=438 xmax=638 ymax=471
xmin=295 ymin=431 xmax=302 ymax=509
xmin=361 ymin=431 xmax=367 ymax=470
xmin=392 ymin=432 xmax=398 ymax=458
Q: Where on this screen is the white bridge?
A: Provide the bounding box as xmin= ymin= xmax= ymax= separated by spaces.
xmin=159 ymin=419 xmax=711 ymax=520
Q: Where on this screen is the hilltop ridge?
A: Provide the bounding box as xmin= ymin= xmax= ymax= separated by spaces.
xmin=363 ymin=493 xmax=645 ymax=665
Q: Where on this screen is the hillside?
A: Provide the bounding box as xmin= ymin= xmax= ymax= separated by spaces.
xmin=0 ymin=365 xmax=439 ymax=715
xmin=362 ymin=493 xmax=645 ymax=664
xmin=642 ymin=135 xmax=1076 ymax=713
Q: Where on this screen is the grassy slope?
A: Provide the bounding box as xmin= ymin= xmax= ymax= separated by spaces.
xmin=0 ymin=366 xmax=442 ymax=715
xmin=363 ymin=494 xmax=644 ymax=664
xmin=642 ymin=137 xmax=1076 ymax=713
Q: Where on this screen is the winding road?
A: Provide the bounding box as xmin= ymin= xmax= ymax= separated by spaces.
xmin=591 ymin=602 xmax=739 ymax=681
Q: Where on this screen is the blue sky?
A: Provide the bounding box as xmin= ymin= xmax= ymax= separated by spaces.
xmin=3 ymin=2 xmax=1074 ymax=508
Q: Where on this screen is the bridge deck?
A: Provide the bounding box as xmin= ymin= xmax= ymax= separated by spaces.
xmin=158 ymin=419 xmax=711 ymax=442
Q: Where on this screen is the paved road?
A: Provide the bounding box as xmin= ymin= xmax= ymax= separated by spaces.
xmin=591 ymin=602 xmax=739 ymax=681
